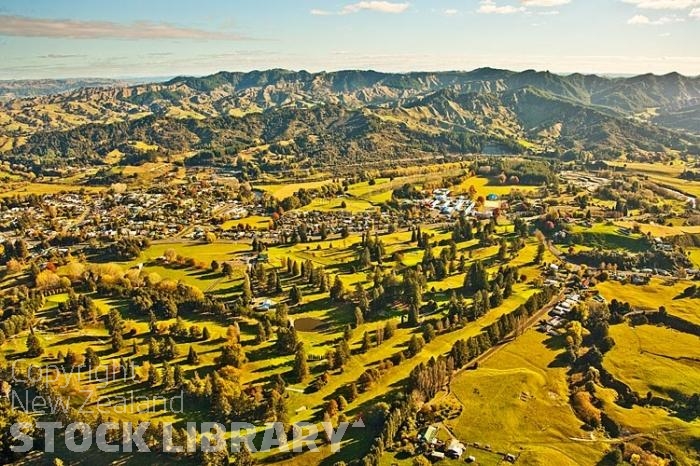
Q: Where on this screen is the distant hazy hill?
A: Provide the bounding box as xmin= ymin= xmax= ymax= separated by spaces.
xmin=1 ymin=68 xmax=699 ymax=171
xmin=654 ymin=104 xmax=700 ymax=135
xmin=0 ymin=78 xmax=129 ymax=102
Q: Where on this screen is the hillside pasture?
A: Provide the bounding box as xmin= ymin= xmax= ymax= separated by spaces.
xmin=445 ymin=330 xmax=609 ymax=466
xmin=605 ymin=323 xmax=700 ymax=399
xmin=596 ymin=278 xmax=700 ymax=325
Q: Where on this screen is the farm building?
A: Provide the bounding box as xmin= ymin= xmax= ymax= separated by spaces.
xmin=446 ymin=439 xmax=465 ymax=459
xmin=417 ymin=425 xmax=438 ymax=445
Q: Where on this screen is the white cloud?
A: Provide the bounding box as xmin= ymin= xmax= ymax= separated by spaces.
xmin=659 ymin=32 xmax=671 ymax=36
xmin=477 ymin=0 xmax=567 ymax=15
xmin=622 ymin=0 xmax=700 ymax=10
xmin=0 ymin=15 xmax=247 ymax=40
xmin=521 ymin=0 xmax=570 ymax=6
xmin=341 ymin=1 xmax=410 ymax=14
xmin=627 ymin=14 xmax=684 ymax=24
xmin=478 ymin=1 xmax=525 ymax=14
xmin=311 ymin=2 xmax=410 ymax=16
xmin=628 ymin=14 xmax=651 ymax=23
xmin=444 ymin=8 xmax=459 ymax=16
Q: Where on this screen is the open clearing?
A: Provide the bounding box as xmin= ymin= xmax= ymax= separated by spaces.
xmin=256 ymin=180 xmax=334 ymax=200
xmin=605 ymin=323 xmax=700 ymax=399
xmin=596 ymin=278 xmax=700 ymax=325
xmin=445 ymin=330 xmax=609 ymax=466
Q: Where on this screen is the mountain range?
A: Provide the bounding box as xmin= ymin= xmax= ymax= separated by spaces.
xmin=1 ymin=68 xmax=699 ymax=172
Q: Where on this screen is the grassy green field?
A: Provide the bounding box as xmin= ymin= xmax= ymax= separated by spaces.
xmin=445 ymin=330 xmax=609 ymax=466
xmin=689 ymin=248 xmax=700 ymax=268
xmin=299 ymin=197 xmax=378 ymax=213
xmin=256 ymin=180 xmax=334 ymax=200
xmin=115 ymin=241 xmax=251 ymax=291
xmin=0 ymin=182 xmax=105 ymax=198
xmin=221 ymin=215 xmax=272 ymax=230
xmin=596 ymin=386 xmax=700 ymax=465
xmin=569 ymin=222 xmax=648 ymax=252
xmin=453 ymin=176 xmax=539 ymax=199
xmin=605 ymin=323 xmax=700 ymax=399
xmin=615 ymin=221 xmax=700 ymax=238
xmin=610 ymin=161 xmax=700 ymax=198
xmin=596 ymin=278 xmax=700 ymax=325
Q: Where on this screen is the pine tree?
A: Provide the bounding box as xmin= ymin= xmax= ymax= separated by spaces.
xmin=242 ymin=274 xmax=253 ymax=303
xmin=384 ymin=320 xmax=397 ymax=339
xmin=319 ymin=272 xmax=328 ymax=292
xmin=355 ymin=284 xmax=370 ymax=312
xmin=354 ymin=307 xmax=364 ymax=327
xmin=148 ymin=363 xmax=160 ymax=386
xmin=422 ymin=323 xmax=436 ymax=343
xmin=326 ymin=399 xmax=339 ymax=418
xmin=407 ymin=335 xmax=425 ymax=357
xmin=276 ymin=323 xmax=298 ymax=354
xmin=334 ymin=339 xmax=351 ymax=368
xmin=149 ymin=310 xmax=158 ymax=334
xmin=173 ymin=364 xmax=184 ymax=387
xmin=293 ymin=344 xmax=310 ymax=382
xmin=347 ymin=382 xmax=359 ymax=401
xmin=361 ymin=331 xmax=372 ymax=353
xmin=222 ymin=261 xmax=235 ymax=278
xmin=187 ymin=346 xmax=199 ymax=365
xmin=161 ymin=336 xmax=176 ymax=359
xmin=289 ymin=285 xmax=302 ymax=305
xmin=490 ymin=285 xmax=503 ymax=308
xmin=269 ymin=374 xmax=286 ymax=394
xmin=163 ymin=361 xmax=174 ymax=389
xmin=330 ymin=276 xmax=345 ymax=301
xmin=84 ymin=347 xmax=100 ymax=369
xmin=255 ymin=322 xmax=268 ymax=344
xmin=232 ymin=443 xmax=256 ymax=466
xmin=360 ymin=247 xmax=372 ymax=269
xmin=276 ymin=303 xmax=289 ymax=325
xmin=408 ymin=303 xmax=420 ymax=327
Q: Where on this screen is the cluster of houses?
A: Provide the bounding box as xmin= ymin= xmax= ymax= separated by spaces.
xmin=413 ymin=188 xmax=505 ymax=219
xmin=427 ymin=189 xmax=477 ymax=217
xmin=1 ymin=175 xmax=459 ymax=261
xmin=417 ymin=425 xmax=469 ymax=462
xmin=561 ymin=170 xmax=611 ymax=193
xmin=227 ymin=208 xmax=446 ymax=245
xmin=417 ymin=424 xmax=517 ymax=464
xmin=0 ymin=178 xmax=267 ymax=246
xmin=538 ymin=292 xmax=585 ymax=336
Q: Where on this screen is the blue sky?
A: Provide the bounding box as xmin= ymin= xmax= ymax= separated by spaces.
xmin=0 ymin=0 xmax=698 ymax=79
